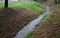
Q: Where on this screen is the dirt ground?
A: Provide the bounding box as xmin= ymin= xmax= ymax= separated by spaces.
xmin=30 ymin=3 xmax=60 ymax=38
xmin=0 ymin=8 xmax=39 ymax=38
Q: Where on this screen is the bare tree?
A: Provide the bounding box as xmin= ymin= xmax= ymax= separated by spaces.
xmin=5 ymin=0 xmax=8 ymax=7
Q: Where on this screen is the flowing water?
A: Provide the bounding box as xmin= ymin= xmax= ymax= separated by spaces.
xmin=14 ymin=6 xmax=50 ymax=38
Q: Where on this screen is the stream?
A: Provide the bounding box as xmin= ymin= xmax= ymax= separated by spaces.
xmin=13 ymin=6 xmax=50 ymax=38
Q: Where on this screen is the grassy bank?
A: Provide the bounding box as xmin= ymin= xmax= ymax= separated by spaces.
xmin=0 ymin=1 xmax=44 ymax=13
xmin=25 ymin=31 xmax=34 ymax=38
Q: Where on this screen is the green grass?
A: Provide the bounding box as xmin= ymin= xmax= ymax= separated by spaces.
xmin=0 ymin=1 xmax=44 ymax=13
xmin=0 ymin=2 xmax=4 ymax=8
xmin=25 ymin=31 xmax=34 ymax=38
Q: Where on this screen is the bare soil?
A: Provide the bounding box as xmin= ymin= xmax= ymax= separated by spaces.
xmin=0 ymin=8 xmax=39 ymax=38
xmin=30 ymin=4 xmax=60 ymax=38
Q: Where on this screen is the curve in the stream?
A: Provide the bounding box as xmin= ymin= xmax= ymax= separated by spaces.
xmin=14 ymin=6 xmax=50 ymax=38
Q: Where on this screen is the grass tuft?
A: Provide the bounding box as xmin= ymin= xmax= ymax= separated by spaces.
xmin=25 ymin=31 xmax=34 ymax=38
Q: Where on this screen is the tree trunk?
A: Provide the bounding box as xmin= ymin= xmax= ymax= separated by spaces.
xmin=55 ymin=0 xmax=57 ymax=4
xmin=5 ymin=0 xmax=8 ymax=7
xmin=58 ymin=0 xmax=60 ymax=4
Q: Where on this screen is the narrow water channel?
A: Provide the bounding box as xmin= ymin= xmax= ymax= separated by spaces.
xmin=14 ymin=6 xmax=50 ymax=38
